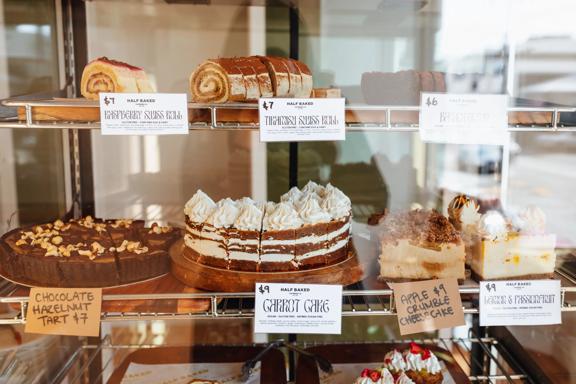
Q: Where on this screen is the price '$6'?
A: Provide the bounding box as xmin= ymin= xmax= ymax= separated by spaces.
xmin=425 ymin=96 xmax=438 ymax=107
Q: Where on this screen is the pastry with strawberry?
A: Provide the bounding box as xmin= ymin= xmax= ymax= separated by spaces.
xmin=354 ymin=368 xmax=395 ymax=384
xmin=402 ymin=343 xmax=443 ymax=384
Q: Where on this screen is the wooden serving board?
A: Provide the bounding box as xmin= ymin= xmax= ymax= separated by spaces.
xmin=7 ymin=274 xmax=211 ymax=314
xmin=170 ymin=240 xmax=365 ymax=292
xmin=17 ymin=99 xmax=553 ymax=126
xmin=295 ymin=343 xmax=470 ymax=384
xmin=106 ymin=345 xmax=287 ymax=384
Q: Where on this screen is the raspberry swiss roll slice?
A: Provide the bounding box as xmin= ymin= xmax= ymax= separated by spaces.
xmin=80 ymin=57 xmax=155 ymax=100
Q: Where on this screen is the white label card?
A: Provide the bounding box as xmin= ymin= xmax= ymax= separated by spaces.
xmin=99 ymin=93 xmax=188 ymax=135
xmin=259 ymin=98 xmax=345 ymax=142
xmin=254 ymin=283 xmax=342 ymax=334
xmin=479 ymin=280 xmax=561 ymax=326
xmin=419 ymin=93 xmax=509 ymax=145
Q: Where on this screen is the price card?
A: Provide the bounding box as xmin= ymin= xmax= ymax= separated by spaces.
xmin=259 ymin=98 xmax=345 ymax=142
xmin=99 ymin=93 xmax=188 ymax=135
xmin=254 ymin=283 xmax=342 ymax=334
xmin=480 ymin=280 xmax=561 ymax=326
xmin=419 ymin=93 xmax=508 ymax=145
xmin=25 ymin=287 xmax=102 ymax=337
xmin=390 ymin=278 xmax=465 ymax=335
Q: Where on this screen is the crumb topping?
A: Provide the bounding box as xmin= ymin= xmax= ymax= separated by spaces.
xmin=379 ymin=209 xmax=461 ymax=245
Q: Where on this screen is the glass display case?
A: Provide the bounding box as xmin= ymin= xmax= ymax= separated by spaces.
xmin=0 ymin=0 xmax=575 ymax=383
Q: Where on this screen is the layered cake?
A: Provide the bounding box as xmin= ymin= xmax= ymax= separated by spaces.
xmin=354 ymin=343 xmax=443 ymax=384
xmin=183 ymin=181 xmax=352 ymax=272
xmin=376 ymin=210 xmax=465 ymax=281
xmin=81 ymin=57 xmax=155 ymax=100
xmin=0 ymin=217 xmax=179 ymax=287
xmin=448 ymin=195 xmax=557 ymax=280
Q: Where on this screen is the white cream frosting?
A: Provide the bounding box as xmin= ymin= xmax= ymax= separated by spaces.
xmin=479 ymin=210 xmax=508 ymax=240
xmin=186 ymin=193 xmax=216 ymax=222
xmin=280 ymin=187 xmax=303 ymax=204
xmin=236 ymin=196 xmax=255 ymax=209
xmin=301 ymin=180 xmax=320 ymax=195
xmin=396 ymin=373 xmax=415 ymax=384
xmin=207 ymin=200 xmax=239 ymax=228
xmin=184 ymin=190 xmax=212 ymax=217
xmin=295 ymin=192 xmax=321 ymax=210
xmin=460 ymin=199 xmax=481 ymax=228
xmin=518 ymin=205 xmax=546 ymax=235
xmin=321 ymin=187 xmax=351 ymax=219
xmin=264 ymin=202 xmax=303 ymax=230
xmin=384 ymin=350 xmax=406 ymax=371
xmin=298 ymin=198 xmax=331 ymax=224
xmin=403 ymin=351 xmax=441 ymax=374
xmin=234 ymin=204 xmax=263 ymax=231
xmin=216 ymin=197 xmax=236 ymax=208
xmin=354 ymin=369 xmax=394 ymax=384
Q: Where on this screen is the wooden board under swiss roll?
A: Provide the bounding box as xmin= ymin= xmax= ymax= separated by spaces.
xmin=170 ymin=239 xmax=365 ymax=292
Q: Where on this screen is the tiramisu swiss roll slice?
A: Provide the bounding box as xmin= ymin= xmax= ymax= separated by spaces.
xmin=295 ymin=196 xmax=332 ymax=268
xmin=291 ymin=59 xmax=313 ymax=98
xmin=283 ymin=58 xmax=303 ymax=97
xmin=258 ymin=56 xmax=290 ymax=97
xmin=80 ymin=57 xmax=155 ymax=100
xmin=245 ymin=56 xmax=274 ymax=98
xmin=184 ymin=190 xmax=217 ymax=263
xmin=228 ymin=203 xmax=263 ymax=271
xmin=377 ymin=210 xmax=465 ymax=281
xmin=320 ymin=184 xmax=352 ymax=264
xmin=234 ymin=58 xmax=260 ymax=101
xmin=260 ymin=202 xmax=303 ymax=271
xmin=189 ymin=58 xmax=246 ymax=103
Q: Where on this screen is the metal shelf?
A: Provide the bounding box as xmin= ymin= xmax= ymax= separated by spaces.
xmin=51 ymin=335 xmax=531 ymax=383
xmin=1 ymin=98 xmax=576 ymax=132
xmin=0 ymin=269 xmax=574 ymax=324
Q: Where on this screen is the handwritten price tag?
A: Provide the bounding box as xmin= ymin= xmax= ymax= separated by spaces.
xmin=390 ymin=278 xmax=465 ymax=335
xmin=25 ymin=287 xmax=102 ymax=337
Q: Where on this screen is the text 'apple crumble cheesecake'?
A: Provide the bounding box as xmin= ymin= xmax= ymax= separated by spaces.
xmin=448 ymin=195 xmax=556 ymax=280
xmin=376 ymin=210 xmax=465 ymax=281
xmin=183 ymin=181 xmax=352 ymax=272
xmin=0 ymin=217 xmax=179 ymax=287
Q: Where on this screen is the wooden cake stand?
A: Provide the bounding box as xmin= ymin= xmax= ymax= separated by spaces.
xmin=170 ymin=239 xmax=365 ymax=292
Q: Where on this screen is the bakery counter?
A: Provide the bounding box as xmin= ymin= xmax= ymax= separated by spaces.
xmin=2 ymin=97 xmax=576 ymax=132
